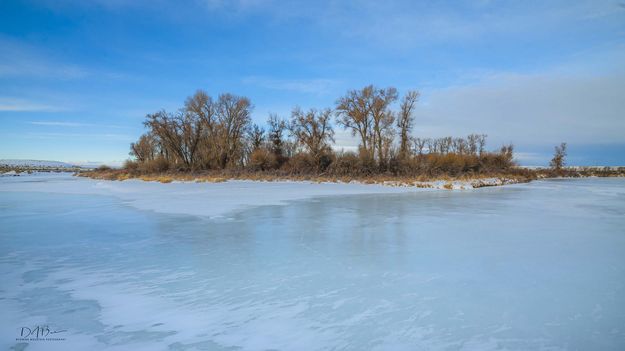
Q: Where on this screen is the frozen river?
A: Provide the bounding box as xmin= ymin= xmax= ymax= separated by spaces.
xmin=1 ymin=174 xmax=624 ymax=350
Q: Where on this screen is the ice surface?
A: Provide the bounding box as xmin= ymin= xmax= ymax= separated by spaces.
xmin=1 ymin=175 xmax=625 ymax=350
xmin=0 ymin=173 xmax=432 ymax=218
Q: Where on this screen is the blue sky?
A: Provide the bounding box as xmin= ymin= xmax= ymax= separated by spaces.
xmin=1 ymin=0 xmax=624 ymax=166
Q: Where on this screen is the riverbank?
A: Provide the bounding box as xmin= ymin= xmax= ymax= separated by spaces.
xmin=77 ymin=168 xmax=535 ymax=190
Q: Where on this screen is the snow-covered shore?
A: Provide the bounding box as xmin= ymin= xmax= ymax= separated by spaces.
xmin=0 ymin=173 xmax=521 ymax=218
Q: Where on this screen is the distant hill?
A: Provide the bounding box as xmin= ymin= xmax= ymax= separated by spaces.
xmin=0 ymin=159 xmax=80 ymax=168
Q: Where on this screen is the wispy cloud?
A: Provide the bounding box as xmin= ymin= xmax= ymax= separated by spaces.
xmin=28 ymin=1 xmax=625 ymax=53
xmin=0 ymin=98 xmax=63 ymax=112
xmin=24 ymin=132 xmax=134 ymax=141
xmin=0 ymin=37 xmax=88 ymax=79
xmin=331 ymin=129 xmax=359 ymax=153
xmin=28 ymin=121 xmax=127 ymax=129
xmin=199 ymin=0 xmax=625 ymax=48
xmin=243 ymin=77 xmax=340 ymax=94
xmin=28 ymin=121 xmax=86 ymax=127
xmin=0 ymin=36 xmax=131 ymax=81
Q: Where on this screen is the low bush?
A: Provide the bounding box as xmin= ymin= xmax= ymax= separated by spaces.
xmin=327 ymin=152 xmax=359 ymax=176
xmin=138 ymin=157 xmax=170 ymax=173
xmin=284 ymin=153 xmax=315 ymax=174
xmin=96 ymin=165 xmax=112 ymax=171
xmin=249 ymin=148 xmax=278 ymax=171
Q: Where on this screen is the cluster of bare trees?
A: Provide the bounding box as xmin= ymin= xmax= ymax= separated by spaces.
xmin=335 ymin=86 xmax=419 ymax=167
xmin=129 ymin=86 xmax=516 ymax=175
xmin=412 ymin=134 xmax=487 ymax=156
xmin=130 ymin=91 xmax=252 ymax=171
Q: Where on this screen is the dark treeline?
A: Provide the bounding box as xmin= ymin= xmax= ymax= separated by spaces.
xmin=126 ymin=85 xmax=516 ymax=177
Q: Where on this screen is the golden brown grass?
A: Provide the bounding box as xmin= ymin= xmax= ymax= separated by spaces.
xmin=78 ymin=168 xmax=537 ymax=189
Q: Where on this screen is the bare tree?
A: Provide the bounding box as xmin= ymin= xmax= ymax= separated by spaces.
xmin=289 ymin=107 xmax=335 ymax=163
xmin=550 ymin=142 xmax=567 ymax=170
xmin=467 ymin=134 xmax=479 ymax=155
xmin=439 ymin=137 xmax=453 ymax=154
xmin=452 ymin=137 xmax=468 ymax=154
xmin=413 ymin=137 xmax=428 ymax=155
xmin=185 ymin=90 xmax=215 ymax=130
xmin=248 ymin=124 xmax=265 ymax=151
xmin=397 ymin=90 xmax=419 ymax=158
xmin=427 ymin=138 xmax=437 ymax=154
xmin=130 ymin=133 xmax=157 ymax=162
xmin=216 ymin=93 xmax=253 ymax=168
xmin=185 ymin=90 xmax=218 ymax=167
xmin=335 ymin=86 xmax=374 ymax=155
xmin=500 ymin=144 xmax=515 ymax=165
xmin=144 ymin=110 xmax=201 ymax=169
xmin=267 ymin=113 xmax=288 ymax=164
xmin=477 ymin=134 xmax=487 ymax=155
xmin=370 ymin=87 xmax=398 ymax=165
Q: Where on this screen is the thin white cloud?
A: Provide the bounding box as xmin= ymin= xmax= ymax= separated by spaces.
xmin=331 ymin=129 xmax=359 ymax=153
xmin=24 ymin=132 xmax=134 ymax=141
xmin=31 ymin=0 xmax=625 ymax=49
xmin=0 ymin=37 xmax=88 ymax=79
xmin=28 ymin=121 xmax=127 ymax=129
xmin=0 ymin=98 xmax=63 ymax=112
xmin=29 ymin=121 xmax=87 ymax=127
xmin=243 ymin=77 xmax=340 ymax=94
xmin=0 ymin=36 xmax=130 ymax=81
xmin=199 ymin=0 xmax=625 ymax=48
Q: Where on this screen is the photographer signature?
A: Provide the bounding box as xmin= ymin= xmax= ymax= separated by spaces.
xmin=19 ymin=325 xmax=67 ymax=339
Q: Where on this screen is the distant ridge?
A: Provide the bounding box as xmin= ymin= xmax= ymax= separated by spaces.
xmin=0 ymin=159 xmax=79 ymax=168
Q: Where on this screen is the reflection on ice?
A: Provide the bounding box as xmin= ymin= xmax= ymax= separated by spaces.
xmin=1 ymin=175 xmax=625 ymax=350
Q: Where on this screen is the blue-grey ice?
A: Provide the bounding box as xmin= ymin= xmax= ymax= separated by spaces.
xmin=1 ymin=174 xmax=624 ymax=350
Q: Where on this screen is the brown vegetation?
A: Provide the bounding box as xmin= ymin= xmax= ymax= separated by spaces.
xmin=77 ymin=85 xmax=624 ymax=186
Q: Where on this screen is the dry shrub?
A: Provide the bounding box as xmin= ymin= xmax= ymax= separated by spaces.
xmin=427 ymin=153 xmax=464 ymax=175
xmin=195 ymin=176 xmax=227 ymax=183
xmin=284 ymin=153 xmax=315 ymax=174
xmin=249 ymin=148 xmax=278 ymax=171
xmin=158 ymin=177 xmax=173 ymax=183
xmin=416 ymin=153 xmax=481 ymax=176
xmin=388 ymin=156 xmax=419 ymax=176
xmin=316 ymin=153 xmax=334 ymax=172
xmin=328 ymin=152 xmax=359 ymax=176
xmin=479 ymin=152 xmax=514 ymax=172
xmin=124 ymin=160 xmax=138 ymax=170
xmin=138 ymin=157 xmax=170 ymax=173
xmin=357 ymin=150 xmax=377 ymax=175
